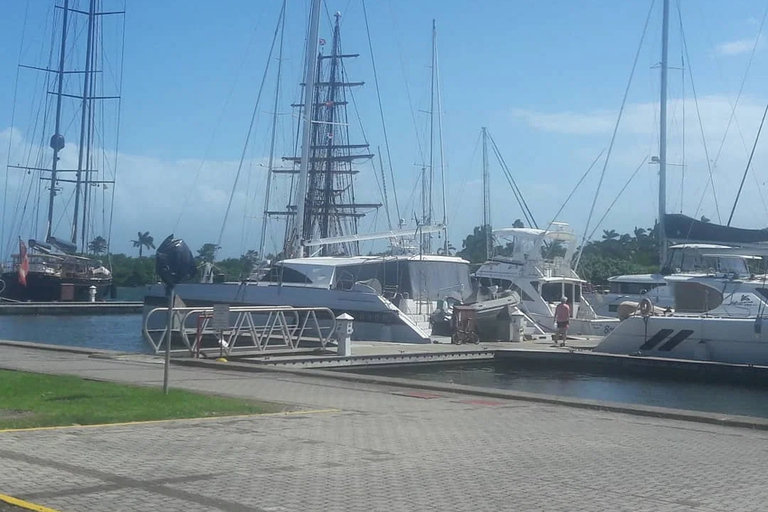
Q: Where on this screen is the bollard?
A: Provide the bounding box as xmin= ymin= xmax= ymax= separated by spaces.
xmin=509 ymin=311 xmax=526 ymax=342
xmin=335 ymin=313 xmax=354 ymax=357
xmin=88 ymin=285 xmax=97 ymax=303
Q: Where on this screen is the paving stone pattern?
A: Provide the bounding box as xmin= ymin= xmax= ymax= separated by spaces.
xmin=1 ymin=345 xmax=768 ymax=511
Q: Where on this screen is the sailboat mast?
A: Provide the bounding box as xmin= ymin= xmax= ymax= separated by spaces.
xmin=46 ymin=0 xmax=71 ymax=241
xmin=259 ymin=0 xmax=287 ymax=260
xmin=482 ymin=127 xmax=491 ymax=261
xmin=658 ymin=0 xmax=670 ymax=267
xmin=72 ymin=0 xmax=97 ymax=247
xmin=291 ymin=0 xmax=322 ymax=258
xmin=425 ymin=19 xmax=437 ymax=254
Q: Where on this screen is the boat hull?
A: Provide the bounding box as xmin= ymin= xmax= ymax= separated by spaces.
xmin=593 ymin=315 xmax=768 ymax=365
xmin=142 ymin=282 xmax=432 ymax=344
xmin=0 ymin=271 xmax=111 ymax=302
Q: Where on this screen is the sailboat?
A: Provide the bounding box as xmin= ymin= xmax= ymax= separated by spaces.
xmin=142 ymin=2 xmax=472 ymax=344
xmin=0 ymin=0 xmax=122 ymax=302
xmin=593 ymin=0 xmax=768 ymax=365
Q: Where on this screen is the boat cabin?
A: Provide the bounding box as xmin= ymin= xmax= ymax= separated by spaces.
xmin=260 ymin=255 xmax=472 ymax=302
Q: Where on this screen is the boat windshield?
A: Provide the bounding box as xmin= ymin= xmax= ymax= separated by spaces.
xmin=669 ymin=250 xmax=749 ymax=275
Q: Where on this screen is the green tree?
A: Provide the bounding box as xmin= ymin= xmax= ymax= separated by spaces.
xmin=88 ymin=236 xmax=108 ymax=255
xmin=131 ymin=231 xmax=155 ymax=258
xmin=197 ymin=243 xmax=220 ymax=263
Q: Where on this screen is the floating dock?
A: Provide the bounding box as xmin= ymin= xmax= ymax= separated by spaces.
xmin=0 ymin=301 xmax=142 ymax=316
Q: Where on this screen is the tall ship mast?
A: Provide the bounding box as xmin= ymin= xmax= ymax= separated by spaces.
xmin=274 ymin=11 xmax=380 ymax=258
xmin=0 ymin=0 xmax=125 ymax=302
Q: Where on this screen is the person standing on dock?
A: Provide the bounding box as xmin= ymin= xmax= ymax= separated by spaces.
xmin=554 ymin=296 xmax=570 ymax=347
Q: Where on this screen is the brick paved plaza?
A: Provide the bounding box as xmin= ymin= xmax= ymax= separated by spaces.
xmin=1 ymin=344 xmax=767 ymax=511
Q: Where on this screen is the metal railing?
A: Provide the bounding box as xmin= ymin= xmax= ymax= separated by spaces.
xmin=143 ymin=305 xmax=336 ymax=356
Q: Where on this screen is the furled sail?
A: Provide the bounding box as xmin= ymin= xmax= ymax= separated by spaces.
xmin=664 ymin=214 xmax=768 ymax=245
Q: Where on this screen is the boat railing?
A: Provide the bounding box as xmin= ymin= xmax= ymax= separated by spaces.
xmin=143 ymin=305 xmax=337 ymax=356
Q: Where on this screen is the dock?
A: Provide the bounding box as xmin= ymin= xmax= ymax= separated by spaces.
xmin=0 ymin=301 xmax=142 ymax=315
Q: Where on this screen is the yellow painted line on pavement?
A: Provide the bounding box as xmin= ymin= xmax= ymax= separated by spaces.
xmin=0 ymin=493 xmax=62 ymax=512
xmin=0 ymin=408 xmax=341 ymax=434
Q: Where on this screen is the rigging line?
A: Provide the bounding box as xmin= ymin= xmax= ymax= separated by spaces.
xmin=378 ymin=148 xmax=392 ymax=230
xmin=435 ymin=30 xmax=448 ymax=250
xmin=544 ymin=149 xmax=605 ymax=233
xmin=575 ymin=0 xmax=655 ymax=271
xmin=587 ymin=156 xmax=649 ymax=242
xmin=679 ymin=19 xmax=721 ymax=224
xmin=678 ymin=0 xmax=685 ymax=213
xmin=105 ymin=2 xmax=125 ymax=259
xmin=216 ymin=8 xmax=283 ymax=252
xmin=727 ymin=100 xmax=768 ymax=226
xmin=449 ymin=130 xmax=482 ymax=221
xmin=386 ymin=1 xmax=425 ymax=163
xmin=259 ymin=0 xmax=287 ymax=260
xmin=488 ymin=131 xmax=537 ymax=228
xmin=2 ymin=0 xmax=31 ymax=258
xmin=362 ymin=0 xmax=400 ymax=224
xmin=710 ymin=1 xmax=768 ymax=170
xmin=173 ymin=2 xmax=269 ymax=232
xmin=488 ymin=140 xmax=531 ymax=228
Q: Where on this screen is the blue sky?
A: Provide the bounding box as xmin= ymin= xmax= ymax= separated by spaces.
xmin=2 ymin=0 xmax=768 ymax=258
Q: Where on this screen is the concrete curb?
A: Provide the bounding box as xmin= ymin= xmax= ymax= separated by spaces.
xmin=0 ymin=340 xmax=133 ymax=357
xmin=173 ymin=357 xmax=768 ymax=431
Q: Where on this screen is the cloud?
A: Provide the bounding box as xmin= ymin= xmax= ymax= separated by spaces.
xmin=0 ymin=127 xmax=278 ymax=257
xmin=715 ymin=37 xmax=759 ymax=56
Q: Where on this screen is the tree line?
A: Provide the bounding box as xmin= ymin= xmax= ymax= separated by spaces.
xmin=88 ymin=224 xmax=661 ymax=288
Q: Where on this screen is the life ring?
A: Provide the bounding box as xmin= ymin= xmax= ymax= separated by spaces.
xmin=639 ymin=297 xmax=653 ymax=317
xmin=0 ymin=278 xmax=5 ymax=294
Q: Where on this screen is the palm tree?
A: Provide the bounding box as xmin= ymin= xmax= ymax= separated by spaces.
xmin=131 ymin=231 xmax=155 ymax=258
xmin=602 ymin=229 xmax=619 ymax=241
xmin=88 ymin=236 xmax=108 ymax=255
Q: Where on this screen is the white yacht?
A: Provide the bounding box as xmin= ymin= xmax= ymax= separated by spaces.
xmin=144 ymin=254 xmax=471 ymax=343
xmin=473 ymin=223 xmax=619 ymax=337
xmin=594 ymin=274 xmax=768 ymax=365
xmin=586 ymin=244 xmax=755 ymax=317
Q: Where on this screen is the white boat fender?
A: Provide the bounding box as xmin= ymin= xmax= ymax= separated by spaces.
xmin=639 ymin=298 xmax=654 ymax=317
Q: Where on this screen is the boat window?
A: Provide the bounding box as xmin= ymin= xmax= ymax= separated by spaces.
xmin=530 ymin=281 xmax=539 ymax=292
xmin=713 ymin=257 xmax=749 ymax=275
xmin=260 ymin=265 xmax=315 ymax=284
xmin=477 ymin=277 xmax=533 ymax=301
xmin=540 ymin=282 xmax=562 ymax=303
xmin=408 ymin=260 xmax=471 ymax=301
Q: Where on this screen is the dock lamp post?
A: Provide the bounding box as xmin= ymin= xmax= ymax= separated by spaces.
xmin=155 ymin=235 xmax=196 ymax=394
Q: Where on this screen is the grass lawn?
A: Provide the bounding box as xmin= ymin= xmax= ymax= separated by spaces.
xmin=0 ymin=370 xmax=286 ymax=430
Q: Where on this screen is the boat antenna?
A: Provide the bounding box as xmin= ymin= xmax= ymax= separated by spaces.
xmin=46 ymin=0 xmax=71 ymax=242
xmin=658 ymin=0 xmax=670 ymax=266
xmin=290 ymin=0 xmax=323 ymax=258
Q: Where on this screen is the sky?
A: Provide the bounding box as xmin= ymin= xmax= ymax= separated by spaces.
xmin=3 ymin=0 xmax=768 ymax=258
